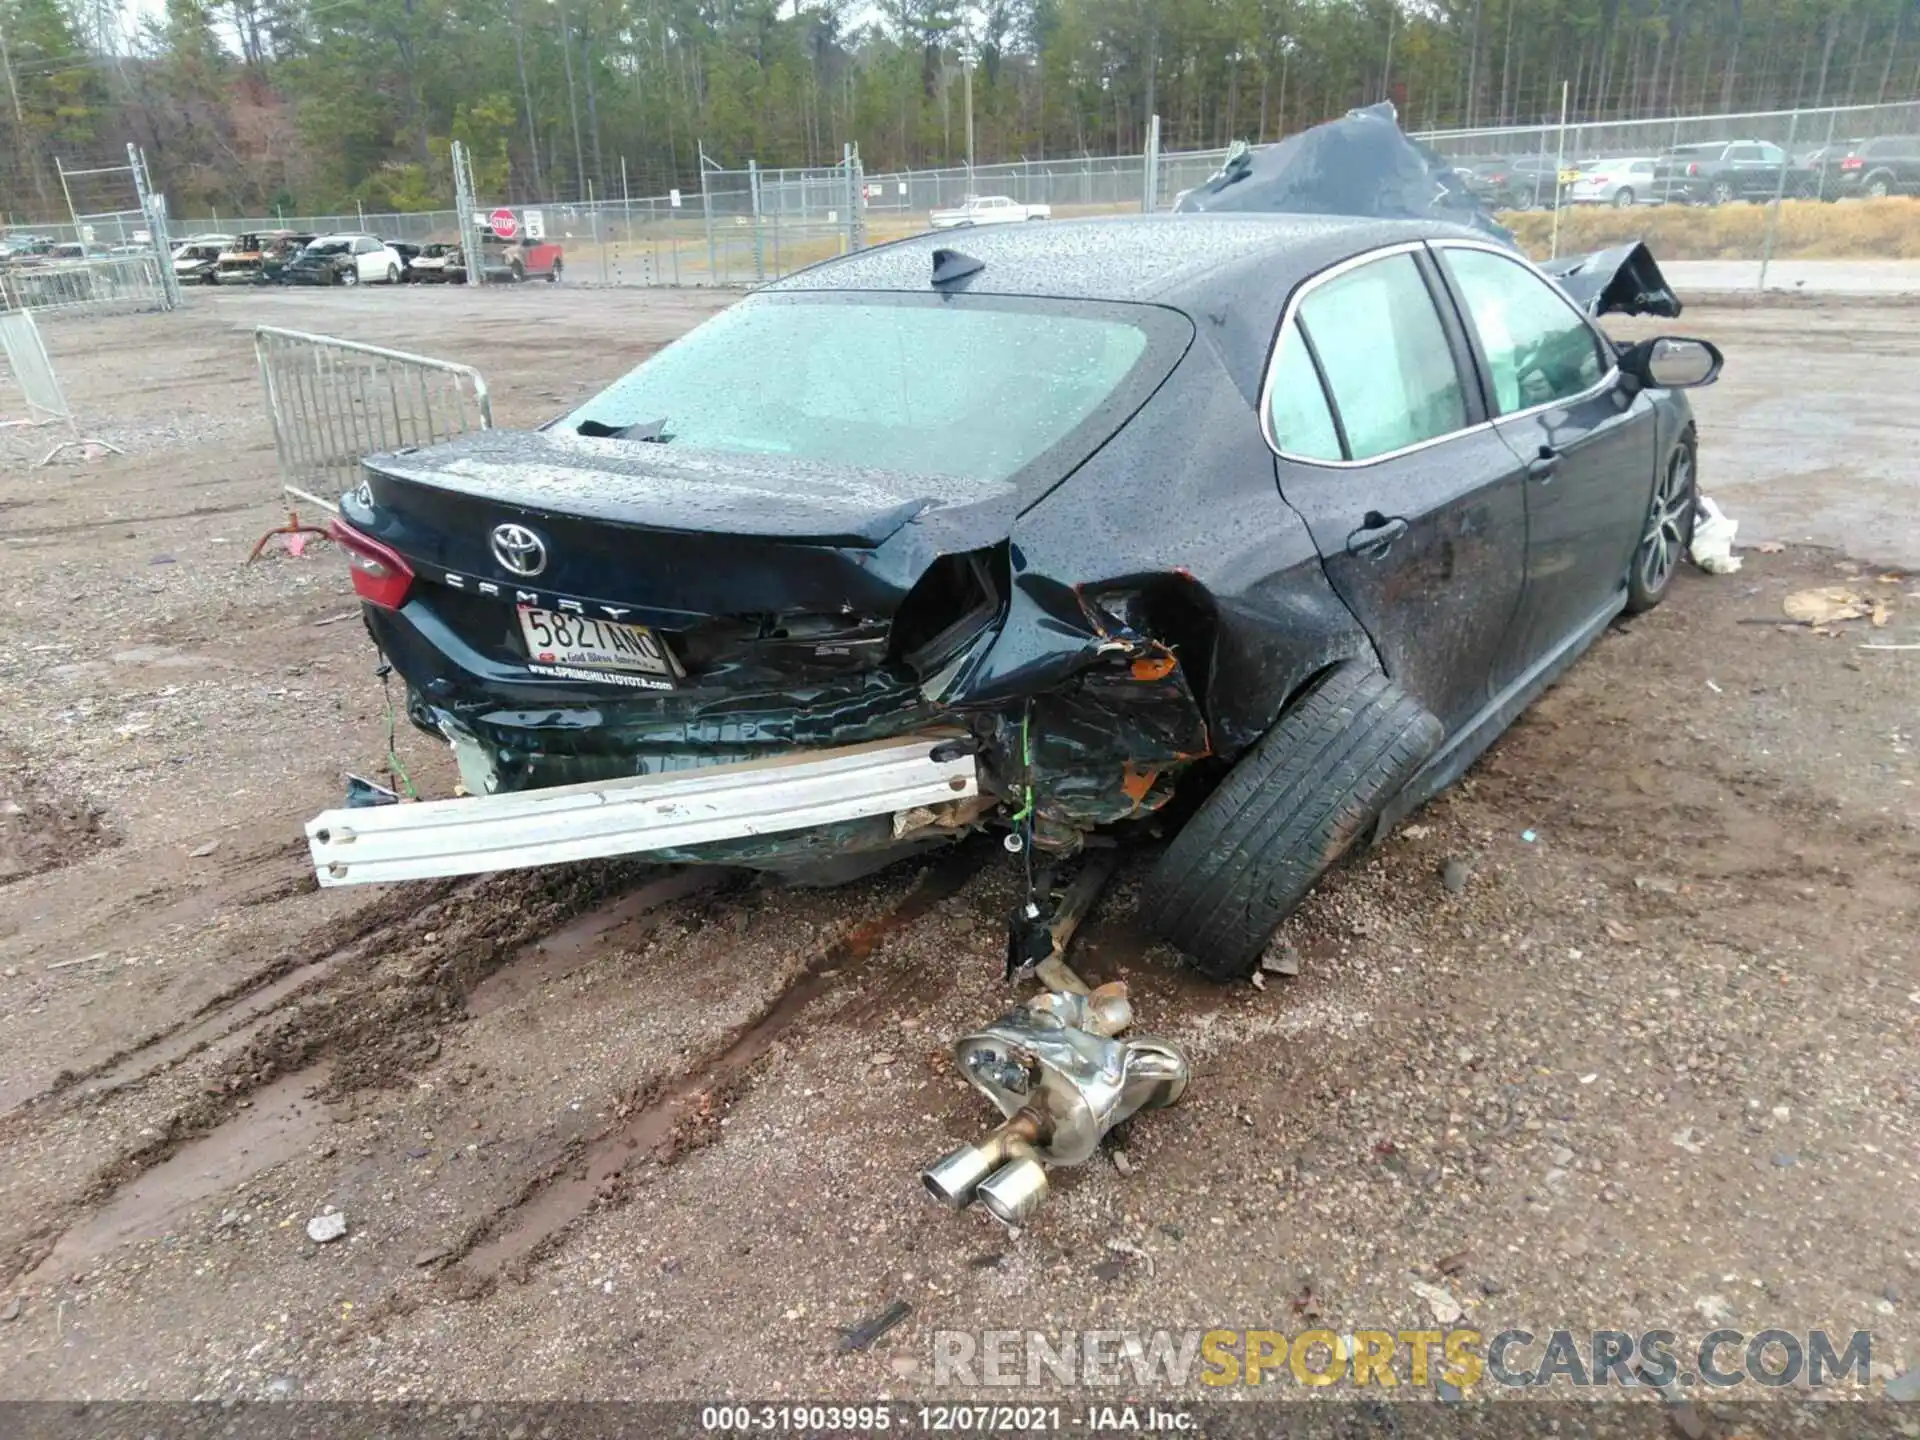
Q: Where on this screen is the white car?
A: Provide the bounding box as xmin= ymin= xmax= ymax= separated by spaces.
xmin=928 ymin=195 xmax=1052 ymax=229
xmin=1566 ymin=157 xmax=1659 ymax=207
xmin=301 ymin=232 xmax=409 ymax=285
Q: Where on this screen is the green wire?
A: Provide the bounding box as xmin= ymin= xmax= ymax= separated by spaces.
xmin=1010 ymin=706 xmax=1035 ymax=824
xmin=382 ymin=676 xmax=419 ymax=801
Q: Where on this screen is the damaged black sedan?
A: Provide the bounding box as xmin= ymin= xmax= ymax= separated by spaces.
xmin=315 ymin=213 xmax=1720 ymax=980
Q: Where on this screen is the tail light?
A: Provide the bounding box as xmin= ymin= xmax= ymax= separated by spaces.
xmin=1840 ymin=156 xmax=1864 ymax=171
xmin=329 ymin=517 xmax=414 ymax=610
xmin=1686 ymin=162 xmax=1700 ymax=176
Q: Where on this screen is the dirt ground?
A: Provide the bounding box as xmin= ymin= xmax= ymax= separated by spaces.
xmin=0 ymin=285 xmax=1916 ymax=1411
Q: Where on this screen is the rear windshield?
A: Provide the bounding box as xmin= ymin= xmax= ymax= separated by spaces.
xmin=561 ymin=292 xmax=1188 ymax=488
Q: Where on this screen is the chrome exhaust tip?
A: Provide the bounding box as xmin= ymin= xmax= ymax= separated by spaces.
xmin=922 ymin=1144 xmax=997 ymax=1209
xmin=976 ymin=1156 xmax=1049 ymax=1229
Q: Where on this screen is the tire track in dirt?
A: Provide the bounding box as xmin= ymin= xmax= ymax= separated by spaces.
xmin=443 ymin=841 xmax=992 ymax=1290
xmin=1 ymin=500 xmax=268 ymax=541
xmin=0 ymin=877 xmax=465 ymax=1129
xmin=0 ymin=858 xmax=694 ymax=1287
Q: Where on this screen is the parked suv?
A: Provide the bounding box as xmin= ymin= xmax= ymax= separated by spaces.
xmin=1824 ymin=136 xmax=1920 ymax=198
xmin=1651 ymin=140 xmax=1799 ymax=204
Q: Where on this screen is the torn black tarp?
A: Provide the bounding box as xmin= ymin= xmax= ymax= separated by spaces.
xmin=1536 ymin=241 xmax=1683 ymax=318
xmin=1174 ymin=103 xmax=1684 ymax=319
xmin=1174 ymin=102 xmax=1512 ymax=244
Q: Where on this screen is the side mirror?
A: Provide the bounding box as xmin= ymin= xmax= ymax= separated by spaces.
xmin=1620 ymin=335 xmax=1724 ymax=390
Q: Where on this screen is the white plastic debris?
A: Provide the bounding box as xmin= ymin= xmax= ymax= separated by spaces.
xmin=306 ymin=1211 xmax=348 ymax=1244
xmin=1690 ymin=496 xmax=1742 ymax=575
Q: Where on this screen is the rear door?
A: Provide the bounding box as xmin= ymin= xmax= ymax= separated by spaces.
xmin=1725 ymin=142 xmax=1784 ymax=198
xmin=1265 ymin=244 xmax=1529 ymax=731
xmin=1431 ymin=241 xmax=1657 ymax=676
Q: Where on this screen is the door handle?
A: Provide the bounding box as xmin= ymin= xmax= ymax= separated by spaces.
xmin=1345 ymin=513 xmax=1409 ymax=558
xmin=1527 ymin=446 xmax=1561 ymax=482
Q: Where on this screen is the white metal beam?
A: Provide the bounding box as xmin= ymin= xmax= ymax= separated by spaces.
xmin=307 ymin=733 xmax=979 ymax=886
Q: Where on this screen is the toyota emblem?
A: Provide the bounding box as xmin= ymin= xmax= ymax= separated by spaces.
xmin=490 ymin=523 xmax=547 ymax=577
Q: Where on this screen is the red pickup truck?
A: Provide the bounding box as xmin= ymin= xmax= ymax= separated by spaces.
xmin=449 ymin=231 xmax=565 ymax=283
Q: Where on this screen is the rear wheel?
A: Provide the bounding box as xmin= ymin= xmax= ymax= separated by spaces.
xmin=1612 ymin=186 xmax=1636 ymax=208
xmin=1141 ymin=664 xmax=1444 ymax=981
xmin=1709 ymin=180 xmax=1736 ymax=205
xmin=1865 ymin=173 xmax=1894 ymax=199
xmin=1627 ymin=433 xmax=1697 ymax=613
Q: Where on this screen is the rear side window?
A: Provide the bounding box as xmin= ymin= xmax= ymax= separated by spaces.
xmin=1292 ymin=252 xmax=1466 ymax=461
xmin=1265 ymin=318 xmax=1342 ymax=461
xmin=1439 ymin=247 xmax=1607 ymax=414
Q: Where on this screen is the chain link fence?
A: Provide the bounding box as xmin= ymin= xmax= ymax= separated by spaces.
xmin=100 ymin=95 xmax=1920 ymax=292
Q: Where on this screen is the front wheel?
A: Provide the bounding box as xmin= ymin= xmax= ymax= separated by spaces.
xmin=339 ymin=267 xmax=358 ymax=287
xmin=1141 ymin=664 xmax=1444 ymax=981
xmin=1613 ymin=187 xmax=1636 ymax=208
xmin=1627 ymin=433 xmax=1697 ymax=613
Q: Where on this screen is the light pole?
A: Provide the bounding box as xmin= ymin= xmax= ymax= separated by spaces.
xmin=964 ymin=55 xmax=975 ymax=184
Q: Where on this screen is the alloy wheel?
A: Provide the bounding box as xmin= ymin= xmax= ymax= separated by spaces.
xmin=1637 ymin=447 xmax=1693 ymax=596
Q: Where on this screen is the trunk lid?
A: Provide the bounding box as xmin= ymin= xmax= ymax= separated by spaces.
xmin=349 ymin=429 xmax=1016 ymax=689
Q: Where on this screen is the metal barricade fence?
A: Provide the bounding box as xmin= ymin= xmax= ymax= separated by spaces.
xmin=0 ymin=254 xmax=172 ymax=319
xmin=253 ymin=326 xmax=493 ymax=522
xmin=0 ymin=310 xmax=72 ymax=425
xmin=0 ymin=308 xmax=124 ymax=465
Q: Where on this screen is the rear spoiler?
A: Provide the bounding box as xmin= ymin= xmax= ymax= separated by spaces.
xmin=1537 ymin=241 xmax=1681 ymax=319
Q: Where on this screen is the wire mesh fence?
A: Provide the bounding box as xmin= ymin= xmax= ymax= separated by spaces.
xmin=23 ymin=95 xmax=1910 ymax=295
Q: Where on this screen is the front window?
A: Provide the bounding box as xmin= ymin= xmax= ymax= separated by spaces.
xmin=1439 ymin=247 xmax=1607 ymax=414
xmin=562 ymin=293 xmax=1180 ymax=487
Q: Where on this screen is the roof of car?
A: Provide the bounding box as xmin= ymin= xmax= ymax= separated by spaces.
xmin=766 ymin=213 xmax=1487 ymax=305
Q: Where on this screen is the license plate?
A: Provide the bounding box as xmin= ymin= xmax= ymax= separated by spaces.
xmin=516 ymin=607 xmax=677 ymax=690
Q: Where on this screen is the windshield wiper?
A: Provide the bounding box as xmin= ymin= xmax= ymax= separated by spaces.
xmin=575 ymin=417 xmax=672 ymax=443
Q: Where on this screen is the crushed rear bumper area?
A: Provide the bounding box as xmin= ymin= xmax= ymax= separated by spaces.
xmin=307 ymin=734 xmax=981 ymax=886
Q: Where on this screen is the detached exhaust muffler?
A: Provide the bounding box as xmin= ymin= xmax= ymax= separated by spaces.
xmin=921 ymin=982 xmax=1189 ymax=1228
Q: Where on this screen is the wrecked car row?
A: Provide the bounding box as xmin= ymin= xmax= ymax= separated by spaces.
xmin=309 ymin=106 xmax=1721 ymax=988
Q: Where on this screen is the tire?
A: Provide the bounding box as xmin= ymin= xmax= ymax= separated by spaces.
xmin=1627 ymin=431 xmax=1697 ymax=614
xmin=1141 ymin=664 xmax=1444 ymax=981
xmin=1709 ymin=180 xmax=1735 ymax=205
xmin=1612 ymin=187 xmax=1635 ymax=208
xmin=386 ymin=263 xmax=400 ymax=284
xmin=339 ymin=267 xmax=358 ymax=287
xmin=547 ymin=259 xmax=562 ymax=282
xmin=1864 ymin=173 xmax=1893 ymax=199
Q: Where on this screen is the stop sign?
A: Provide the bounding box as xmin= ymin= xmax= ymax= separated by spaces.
xmin=488 ymin=207 xmax=519 ymax=240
